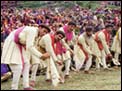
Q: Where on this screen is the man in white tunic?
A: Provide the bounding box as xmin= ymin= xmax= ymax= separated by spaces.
xmin=59 ymin=21 xmax=76 ymax=78
xmin=39 ymin=30 xmax=66 ymax=87
xmin=111 ymin=27 xmax=121 ymax=66
xmin=1 ymin=25 xmax=50 ymax=90
xmin=29 ymin=24 xmax=51 ymax=87
xmin=94 ymin=24 xmax=113 ymax=70
xmin=74 ymin=26 xmax=96 ymax=74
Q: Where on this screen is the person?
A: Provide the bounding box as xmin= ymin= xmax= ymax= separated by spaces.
xmin=1 ymin=64 xmax=12 ymax=82
xmin=74 ymin=26 xmax=97 ymax=74
xmin=111 ymin=27 xmax=121 ymax=66
xmin=1 ymin=25 xmax=50 ymax=90
xmin=38 ymin=30 xmax=65 ymax=87
xmin=59 ymin=21 xmax=77 ymax=78
xmin=29 ymin=24 xmax=51 ymax=87
xmin=94 ymin=24 xmax=113 ymax=70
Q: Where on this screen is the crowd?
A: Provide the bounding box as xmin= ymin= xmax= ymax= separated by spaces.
xmin=1 ymin=3 xmax=121 ymax=90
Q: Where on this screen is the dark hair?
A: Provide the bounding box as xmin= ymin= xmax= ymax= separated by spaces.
xmin=38 ymin=24 xmax=51 ymax=33
xmin=105 ymin=24 xmax=113 ymax=28
xmin=85 ymin=26 xmax=93 ymax=32
xmin=55 ymin=31 xmax=65 ymax=38
xmin=68 ymin=21 xmax=76 ymax=27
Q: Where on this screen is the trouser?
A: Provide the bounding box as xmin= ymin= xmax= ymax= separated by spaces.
xmin=46 ymin=59 xmax=51 ymax=80
xmin=63 ymin=51 xmax=71 ymax=75
xmin=114 ymin=52 xmax=119 ymax=61
xmin=84 ymin=55 xmax=92 ymax=71
xmin=75 ymin=56 xmax=85 ymax=71
xmin=56 ymin=55 xmax=65 ymax=81
xmin=74 ymin=54 xmax=92 ymax=71
xmin=46 ymin=57 xmax=60 ymax=86
xmin=95 ymin=57 xmax=101 ymax=69
xmin=9 ymin=62 xmax=30 ymax=90
xmin=30 ymin=64 xmax=39 ymax=81
xmin=101 ymin=50 xmax=108 ymax=68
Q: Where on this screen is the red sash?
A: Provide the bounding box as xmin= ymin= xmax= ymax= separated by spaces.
xmin=95 ymin=29 xmax=110 ymax=50
xmin=14 ymin=26 xmax=25 ymax=71
xmin=55 ymin=41 xmax=66 ymax=55
xmin=50 ymin=34 xmax=57 ymax=55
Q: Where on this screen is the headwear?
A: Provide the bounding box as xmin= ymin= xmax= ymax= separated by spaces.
xmin=38 ymin=24 xmax=51 ymax=32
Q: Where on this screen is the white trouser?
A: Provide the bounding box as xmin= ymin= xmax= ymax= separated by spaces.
xmin=46 ymin=57 xmax=60 ymax=86
xmin=101 ymin=50 xmax=108 ymax=68
xmin=46 ymin=59 xmax=51 ymax=80
xmin=114 ymin=52 xmax=119 ymax=61
xmin=30 ymin=64 xmax=39 ymax=81
xmin=84 ymin=55 xmax=92 ymax=71
xmin=56 ymin=55 xmax=65 ymax=81
xmin=95 ymin=57 xmax=101 ymax=69
xmin=63 ymin=51 xmax=71 ymax=75
xmin=74 ymin=54 xmax=85 ymax=71
xmin=9 ymin=62 xmax=30 ymax=90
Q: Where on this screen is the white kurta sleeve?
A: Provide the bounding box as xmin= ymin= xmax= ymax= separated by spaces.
xmin=98 ymin=32 xmax=110 ymax=54
xmin=61 ymin=39 xmax=70 ymax=50
xmin=26 ymin=28 xmax=42 ymax=58
xmin=72 ymin=32 xmax=77 ymax=44
xmin=78 ymin=35 xmax=92 ymax=55
xmin=42 ymin=35 xmax=58 ymax=62
xmin=118 ymin=28 xmax=121 ymax=42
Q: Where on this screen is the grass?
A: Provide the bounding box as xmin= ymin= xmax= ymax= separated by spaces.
xmin=1 ymin=67 xmax=121 ymax=90
xmin=16 ymin=1 xmax=121 ymax=10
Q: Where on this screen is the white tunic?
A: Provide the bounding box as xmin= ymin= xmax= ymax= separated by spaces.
xmin=97 ymin=31 xmax=111 ymax=55
xmin=111 ymin=27 xmax=121 ymax=54
xmin=1 ymin=26 xmax=42 ymax=64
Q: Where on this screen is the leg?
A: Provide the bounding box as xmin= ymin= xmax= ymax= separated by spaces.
xmin=30 ymin=64 xmax=39 ymax=81
xmin=30 ymin=64 xmax=39 ymax=87
xmin=64 ymin=51 xmax=71 ymax=76
xmin=114 ymin=52 xmax=120 ymax=65
xmin=9 ymin=64 xmax=22 ymax=90
xmin=46 ymin=59 xmax=51 ymax=80
xmin=84 ymin=55 xmax=92 ymax=71
xmin=22 ymin=62 xmax=30 ymax=88
xmin=101 ymin=50 xmax=108 ymax=68
xmin=95 ymin=57 xmax=101 ymax=69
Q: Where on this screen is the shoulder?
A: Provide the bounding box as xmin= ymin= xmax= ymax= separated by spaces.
xmin=23 ymin=26 xmax=38 ymax=32
xmin=41 ymin=34 xmax=51 ymax=40
xmin=78 ymin=33 xmax=84 ymax=41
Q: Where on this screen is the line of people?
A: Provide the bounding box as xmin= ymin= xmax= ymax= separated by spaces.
xmin=1 ymin=21 xmax=121 ymax=90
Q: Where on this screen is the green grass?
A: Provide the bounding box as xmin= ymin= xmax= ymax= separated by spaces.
xmin=16 ymin=1 xmax=121 ymax=10
xmin=1 ymin=67 xmax=121 ymax=90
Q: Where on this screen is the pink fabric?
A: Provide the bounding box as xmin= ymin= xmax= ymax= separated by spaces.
xmin=56 ymin=41 xmax=66 ymax=55
xmin=63 ymin=25 xmax=73 ymax=42
xmin=14 ymin=26 xmax=25 ymax=71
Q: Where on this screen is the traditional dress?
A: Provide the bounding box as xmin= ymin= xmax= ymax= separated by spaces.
xmin=30 ymin=36 xmax=47 ymax=85
xmin=95 ymin=29 xmax=111 ymax=69
xmin=1 ymin=26 xmax=42 ymax=90
xmin=111 ymin=27 xmax=121 ymax=65
xmin=39 ymin=34 xmax=61 ymax=87
xmin=59 ymin=25 xmax=76 ymax=76
xmin=74 ymin=32 xmax=94 ymax=71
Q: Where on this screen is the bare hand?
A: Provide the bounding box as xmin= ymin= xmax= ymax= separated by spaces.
xmin=56 ymin=60 xmax=63 ymax=66
xmin=41 ymin=53 xmax=50 ymax=60
xmin=69 ymin=49 xmax=74 ymax=56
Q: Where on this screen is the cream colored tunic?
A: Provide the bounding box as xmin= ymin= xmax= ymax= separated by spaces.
xmin=1 ymin=26 xmax=42 ymax=64
xmin=97 ymin=31 xmax=111 ymax=55
xmin=39 ymin=34 xmax=58 ymax=62
xmin=111 ymin=27 xmax=121 ymax=54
